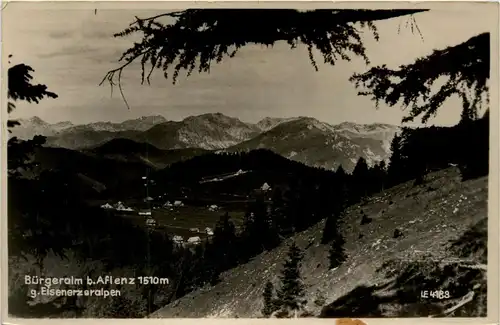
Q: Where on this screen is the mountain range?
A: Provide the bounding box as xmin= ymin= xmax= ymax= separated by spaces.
xmin=10 ymin=113 xmax=400 ymax=172
xmin=228 ymin=118 xmax=398 ymax=171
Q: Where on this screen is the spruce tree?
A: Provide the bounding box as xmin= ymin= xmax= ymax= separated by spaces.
xmin=352 ymin=157 xmax=370 ymax=198
xmin=248 ymin=197 xmax=281 ymax=251
xmin=212 ymin=212 xmax=238 ymax=271
xmin=351 ymin=33 xmax=489 ymax=125
xmin=321 ymin=214 xmax=337 ymax=244
xmin=323 ymin=210 xmax=347 ymax=269
xmin=335 ymin=167 xmax=352 ymax=207
xmin=105 ymin=9 xmax=425 ymax=93
xmin=387 ymin=133 xmax=403 ymax=186
xmin=201 ymin=241 xmax=221 ymax=286
xmin=276 ymin=242 xmax=307 ymax=318
xmin=7 ymin=58 xmax=59 ymax=267
xmin=262 ymin=281 xmax=277 ymax=317
xmin=270 ymin=187 xmax=288 ymax=235
xmin=240 ymin=211 xmax=258 ymax=258
xmin=374 ymin=160 xmax=387 ymax=191
xmin=328 ymin=228 xmax=347 ymax=269
xmin=322 ymin=196 xmax=348 ymax=244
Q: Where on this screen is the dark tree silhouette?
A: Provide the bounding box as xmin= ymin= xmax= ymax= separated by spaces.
xmin=352 ymin=157 xmax=370 ymax=197
xmin=371 ymin=160 xmax=388 ymax=191
xmin=276 ymin=242 xmax=307 ymax=318
xmin=8 ymin=63 xmax=58 ymax=103
xmin=328 ymin=232 xmax=347 ymax=269
xmin=321 ymin=213 xmax=337 ymax=244
xmin=7 ymin=57 xmax=59 ymax=267
xmin=387 ymin=133 xmax=403 ymax=186
xmin=270 ymin=187 xmax=290 ymax=235
xmin=323 ymin=211 xmax=347 ymax=269
xmin=244 ymin=196 xmax=281 ymax=252
xmin=262 ymin=281 xmax=278 ymax=317
xmin=350 ymin=32 xmax=489 ymax=124
xmin=211 ymin=212 xmax=239 ymax=272
xmin=7 ymin=57 xmax=58 ymax=175
xmin=102 ymin=9 xmax=427 ymax=106
xmin=321 ymin=205 xmax=347 ymax=244
xmin=8 ymin=135 xmax=46 ymax=177
xmin=7 ymin=57 xmax=58 ymax=131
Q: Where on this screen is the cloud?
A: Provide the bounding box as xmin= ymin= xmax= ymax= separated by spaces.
xmin=82 ymin=28 xmax=117 ymax=40
xmin=36 ymin=44 xmax=102 ymax=59
xmin=48 ymin=30 xmax=76 ymax=39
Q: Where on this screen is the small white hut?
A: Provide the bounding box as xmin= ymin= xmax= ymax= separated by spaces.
xmin=138 ymin=209 xmax=152 ymax=216
xmin=145 ymin=218 xmax=156 ymax=227
xmin=100 ymin=203 xmax=113 ymax=209
xmin=187 ymin=236 xmax=201 ymax=245
xmin=114 ymin=201 xmax=126 ymax=210
xmin=115 ymin=202 xmax=134 ymax=211
xmin=172 ymin=235 xmax=184 ymax=245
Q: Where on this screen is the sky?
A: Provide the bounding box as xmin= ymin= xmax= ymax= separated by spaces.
xmin=3 ymin=3 xmax=496 ymax=127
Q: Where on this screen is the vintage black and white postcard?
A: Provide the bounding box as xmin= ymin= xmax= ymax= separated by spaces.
xmin=2 ymin=1 xmax=498 ymax=322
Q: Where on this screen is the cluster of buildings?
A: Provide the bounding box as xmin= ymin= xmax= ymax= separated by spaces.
xmin=100 ymin=201 xmax=134 ymax=212
xmin=100 ymin=201 xmax=157 ymax=227
xmin=172 ymin=227 xmax=214 ymax=246
xmin=164 ymin=200 xmax=185 ymax=208
xmin=208 ymin=204 xmax=219 ymax=212
xmin=100 ymin=199 xmax=186 ymax=213
xmin=99 ymin=176 xmax=273 ymax=248
xmin=101 ymin=199 xmax=215 ymax=246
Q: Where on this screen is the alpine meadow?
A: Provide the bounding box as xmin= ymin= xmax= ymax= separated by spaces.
xmin=3 ymin=3 xmax=497 ymax=319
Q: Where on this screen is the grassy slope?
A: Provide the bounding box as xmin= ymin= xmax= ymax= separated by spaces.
xmin=150 ymin=167 xmax=488 ymax=318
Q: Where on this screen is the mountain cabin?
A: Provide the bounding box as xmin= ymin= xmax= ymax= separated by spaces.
xmin=187 ymin=236 xmax=201 ymax=245
xmin=138 ymin=209 xmax=152 ymax=216
xmin=173 ymin=235 xmax=184 ymax=245
xmin=260 ymin=182 xmax=271 ymax=191
xmin=100 ymin=203 xmax=113 ymax=209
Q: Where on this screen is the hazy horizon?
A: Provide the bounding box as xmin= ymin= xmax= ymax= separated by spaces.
xmin=18 ymin=112 xmax=404 ymax=127
xmin=4 ymin=4 xmax=495 ymax=127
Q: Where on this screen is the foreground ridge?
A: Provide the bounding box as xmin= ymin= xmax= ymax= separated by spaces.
xmin=150 ymin=167 xmax=487 ymax=318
